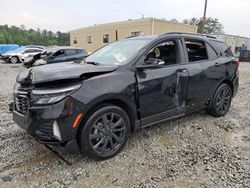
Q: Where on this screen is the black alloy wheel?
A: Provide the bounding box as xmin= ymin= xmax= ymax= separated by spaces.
xmin=79 ymin=105 xmax=130 ymax=160
xmin=207 ymin=84 xmax=232 ymax=117
xmin=89 ymin=112 xmax=126 ymax=154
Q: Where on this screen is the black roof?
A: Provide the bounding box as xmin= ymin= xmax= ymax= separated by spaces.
xmin=126 ymin=32 xmax=221 ymax=43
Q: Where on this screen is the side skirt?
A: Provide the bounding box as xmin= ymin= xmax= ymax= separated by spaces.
xmin=140 ymin=107 xmax=185 ymax=129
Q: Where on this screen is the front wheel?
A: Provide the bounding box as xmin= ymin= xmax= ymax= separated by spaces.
xmin=78 ymin=105 xmax=130 ymax=160
xmin=207 ymin=84 xmax=232 ymax=117
xmin=10 ymin=56 xmax=19 ymax=64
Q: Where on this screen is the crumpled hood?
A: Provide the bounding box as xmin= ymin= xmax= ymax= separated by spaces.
xmin=16 ymin=62 xmax=118 ymax=84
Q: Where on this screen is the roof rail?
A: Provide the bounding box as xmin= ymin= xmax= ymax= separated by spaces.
xmin=162 ymin=32 xmax=217 ymax=39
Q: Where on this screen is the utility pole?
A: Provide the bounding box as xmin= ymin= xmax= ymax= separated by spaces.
xmin=202 ymin=0 xmax=208 ymax=33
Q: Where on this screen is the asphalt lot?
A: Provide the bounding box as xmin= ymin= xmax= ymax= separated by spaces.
xmin=0 ymin=61 xmax=249 ymax=188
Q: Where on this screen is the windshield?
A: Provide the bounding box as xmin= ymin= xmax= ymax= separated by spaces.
xmin=85 ymin=38 xmax=152 ymax=65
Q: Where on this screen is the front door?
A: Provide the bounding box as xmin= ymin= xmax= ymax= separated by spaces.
xmin=136 ymin=39 xmax=188 ymax=126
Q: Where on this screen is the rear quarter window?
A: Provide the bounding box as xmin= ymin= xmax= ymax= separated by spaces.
xmin=206 ymin=43 xmax=218 ymax=59
xmin=209 ymin=40 xmax=234 ymax=57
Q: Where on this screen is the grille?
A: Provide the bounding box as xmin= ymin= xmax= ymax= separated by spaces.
xmin=14 ymin=92 xmax=29 ymax=115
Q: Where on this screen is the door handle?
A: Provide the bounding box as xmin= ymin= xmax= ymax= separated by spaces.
xmin=214 ymin=62 xmax=220 ymax=67
xmin=177 ymin=68 xmax=187 ymax=73
xmin=182 ymin=69 xmax=187 ymax=73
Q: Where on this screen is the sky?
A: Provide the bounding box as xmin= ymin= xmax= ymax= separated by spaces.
xmin=0 ymin=0 xmax=249 ymax=37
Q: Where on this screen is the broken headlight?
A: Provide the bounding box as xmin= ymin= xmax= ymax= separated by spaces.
xmin=32 ymin=83 xmax=81 ymax=105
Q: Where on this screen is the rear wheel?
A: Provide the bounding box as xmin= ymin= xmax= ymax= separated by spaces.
xmin=10 ymin=56 xmax=19 ymax=64
xmin=207 ymin=84 xmax=232 ymax=117
xmin=78 ymin=105 xmax=130 ymax=160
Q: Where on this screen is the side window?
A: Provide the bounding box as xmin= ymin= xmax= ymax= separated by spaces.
xmin=24 ymin=49 xmax=34 ymax=53
xmin=209 ymin=40 xmax=234 ymax=57
xmin=145 ymin=40 xmax=178 ymax=65
xmin=24 ymin=49 xmax=42 ymax=53
xmin=65 ymin=49 xmax=77 ymax=56
xmin=185 ymin=39 xmax=208 ymax=62
xmin=53 ymin=50 xmax=65 ymax=58
xmin=76 ymin=49 xmax=82 ymax=54
xmin=206 ymin=43 xmax=218 ymax=59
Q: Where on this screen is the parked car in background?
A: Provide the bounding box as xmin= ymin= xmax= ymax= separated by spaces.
xmin=24 ymin=45 xmax=44 ymax=49
xmin=1 ymin=46 xmax=44 ymax=63
xmin=0 ymin=44 xmax=20 ymax=57
xmin=23 ymin=46 xmax=88 ymax=68
xmin=13 ymin=33 xmax=239 ymax=160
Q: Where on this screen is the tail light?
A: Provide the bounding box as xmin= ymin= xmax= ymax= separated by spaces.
xmin=235 ymin=60 xmax=240 ymax=68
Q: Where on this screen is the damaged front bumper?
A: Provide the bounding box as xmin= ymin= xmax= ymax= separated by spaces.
xmin=13 ymin=96 xmax=84 ymax=153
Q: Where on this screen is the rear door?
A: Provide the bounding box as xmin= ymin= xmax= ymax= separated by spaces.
xmin=136 ymin=38 xmax=188 ymax=126
xmin=182 ymin=38 xmax=223 ymax=112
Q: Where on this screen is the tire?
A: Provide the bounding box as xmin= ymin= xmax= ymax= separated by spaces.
xmin=207 ymin=84 xmax=232 ymax=117
xmin=10 ymin=56 xmax=19 ymax=64
xmin=78 ymin=104 xmax=130 ymax=160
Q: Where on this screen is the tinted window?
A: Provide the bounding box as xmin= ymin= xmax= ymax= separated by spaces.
xmin=24 ymin=49 xmax=42 ymax=53
xmin=53 ymin=50 xmax=65 ymax=58
xmin=146 ymin=40 xmax=178 ymax=65
xmin=65 ymin=49 xmax=77 ymax=56
xmin=209 ymin=40 xmax=234 ymax=57
xmin=206 ymin=43 xmax=218 ymax=59
xmin=185 ymin=39 xmax=208 ymax=62
xmin=76 ymin=49 xmax=82 ymax=54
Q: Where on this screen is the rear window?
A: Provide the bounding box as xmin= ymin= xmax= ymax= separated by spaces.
xmin=209 ymin=40 xmax=234 ymax=57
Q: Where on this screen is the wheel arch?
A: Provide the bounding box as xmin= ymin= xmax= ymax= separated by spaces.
xmin=10 ymin=55 xmax=20 ymax=63
xmin=208 ymin=79 xmax=234 ymax=109
xmin=77 ymin=95 xmax=139 ymax=135
xmin=220 ymin=79 xmax=234 ymax=96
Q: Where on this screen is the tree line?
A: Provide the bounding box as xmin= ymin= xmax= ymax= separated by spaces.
xmin=171 ymin=17 xmax=224 ymax=34
xmin=0 ymin=25 xmax=69 ymax=46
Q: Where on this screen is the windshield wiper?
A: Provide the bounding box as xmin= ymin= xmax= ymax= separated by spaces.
xmin=85 ymin=61 xmax=101 ymax=66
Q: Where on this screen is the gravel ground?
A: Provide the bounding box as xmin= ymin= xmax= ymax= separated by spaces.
xmin=0 ymin=61 xmax=249 ymax=188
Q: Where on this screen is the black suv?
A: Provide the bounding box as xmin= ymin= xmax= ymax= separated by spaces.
xmin=13 ymin=33 xmax=239 ymax=159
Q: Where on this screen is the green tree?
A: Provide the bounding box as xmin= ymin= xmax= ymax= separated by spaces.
xmin=183 ymin=17 xmax=224 ymax=34
xmin=0 ymin=33 xmax=6 ymax=43
xmin=170 ymin=18 xmax=179 ymax=23
xmin=0 ymin=25 xmax=70 ymax=46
